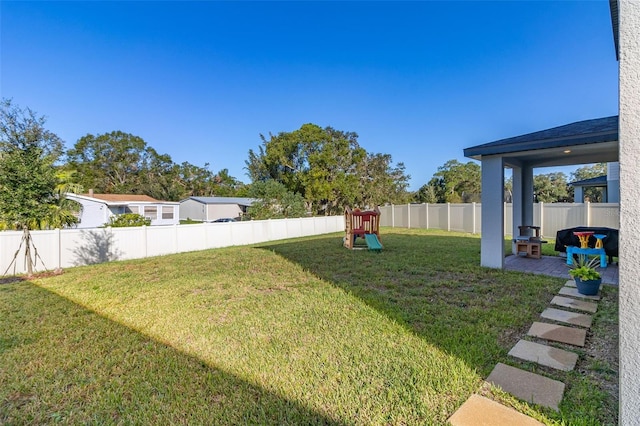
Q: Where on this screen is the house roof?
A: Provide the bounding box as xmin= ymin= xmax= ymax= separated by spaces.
xmin=610 ymin=0 xmax=619 ymax=60
xmin=184 ymin=196 xmax=256 ymax=206
xmin=67 ymin=193 xmax=178 ymax=205
xmin=464 ymin=116 xmax=619 ymax=168
xmin=81 ymin=193 xmax=159 ymax=202
xmin=570 ymin=175 xmax=608 ymax=187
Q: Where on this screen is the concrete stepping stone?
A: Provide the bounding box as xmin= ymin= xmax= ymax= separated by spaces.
xmin=448 ymin=394 xmax=544 ymax=425
xmin=508 ymin=339 xmax=578 ymax=371
xmin=541 ymin=307 xmax=593 ymax=328
xmin=486 ymin=363 xmax=565 ymax=411
xmin=551 ymin=295 xmax=598 ymax=313
xmin=565 ymin=280 xmax=576 ymax=288
xmin=559 ymin=286 xmax=601 ymax=301
xmin=527 ymin=322 xmax=587 ymax=347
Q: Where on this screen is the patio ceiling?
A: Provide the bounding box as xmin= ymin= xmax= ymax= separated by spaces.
xmin=464 ymin=116 xmax=619 ymax=169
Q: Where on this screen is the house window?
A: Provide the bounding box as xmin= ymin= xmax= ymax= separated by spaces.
xmin=144 ymin=206 xmax=157 ymax=220
xmin=162 ymin=206 xmax=174 ymax=220
xmin=125 ymin=206 xmax=140 ymax=215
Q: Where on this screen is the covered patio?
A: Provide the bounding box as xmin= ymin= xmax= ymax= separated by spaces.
xmin=464 ymin=115 xmax=619 ymax=270
xmin=504 ymin=252 xmax=619 ymax=285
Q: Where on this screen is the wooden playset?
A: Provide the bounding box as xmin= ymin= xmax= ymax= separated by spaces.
xmin=344 ymin=206 xmax=382 ymax=251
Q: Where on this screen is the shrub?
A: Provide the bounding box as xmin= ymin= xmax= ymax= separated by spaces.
xmin=106 ymin=213 xmax=151 ymax=228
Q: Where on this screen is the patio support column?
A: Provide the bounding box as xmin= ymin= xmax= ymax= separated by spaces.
xmin=619 ymin=0 xmax=640 ymax=423
xmin=512 ymin=166 xmax=523 ymax=254
xmin=522 ymin=164 xmax=534 ymax=226
xmin=511 ymin=164 xmax=534 ymax=253
xmin=480 ymin=156 xmax=504 ymax=268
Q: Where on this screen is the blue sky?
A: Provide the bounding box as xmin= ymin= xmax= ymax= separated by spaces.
xmin=1 ymin=1 xmax=618 ymax=191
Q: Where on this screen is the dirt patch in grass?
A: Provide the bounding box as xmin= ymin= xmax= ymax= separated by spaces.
xmin=1 ymin=269 xmax=64 ymax=284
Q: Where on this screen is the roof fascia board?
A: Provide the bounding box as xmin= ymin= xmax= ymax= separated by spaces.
xmin=464 ymin=131 xmax=618 ymax=157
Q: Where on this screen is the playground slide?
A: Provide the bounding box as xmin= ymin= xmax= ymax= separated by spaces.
xmin=364 ymin=234 xmax=383 ymax=251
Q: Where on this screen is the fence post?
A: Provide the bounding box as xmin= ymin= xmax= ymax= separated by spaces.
xmin=472 ymin=202 xmax=476 ymax=234
xmin=174 ymin=224 xmax=179 ymax=254
xmin=407 ymin=203 xmax=411 ymax=229
xmin=539 ymin=202 xmax=544 ymax=237
xmin=391 ymin=204 xmax=395 ymax=227
xmin=425 ymin=203 xmax=429 ymax=229
xmin=56 ymin=228 xmax=61 ymax=270
xmin=503 ymin=202 xmax=507 ymax=235
xmin=447 ymin=203 xmax=451 ymax=232
xmin=586 ymin=201 xmax=591 ymax=226
xmin=142 ymin=225 xmax=147 ymax=258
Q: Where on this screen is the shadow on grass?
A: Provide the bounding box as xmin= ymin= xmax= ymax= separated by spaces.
xmin=256 ymin=230 xmax=564 ymax=376
xmin=0 ymin=281 xmax=344 ymax=425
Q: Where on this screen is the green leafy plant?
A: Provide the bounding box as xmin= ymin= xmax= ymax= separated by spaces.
xmin=106 ymin=213 xmax=151 ymax=228
xmin=568 ymin=254 xmax=602 ymax=281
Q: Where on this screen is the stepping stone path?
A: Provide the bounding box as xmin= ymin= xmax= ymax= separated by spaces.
xmin=486 ymin=363 xmax=565 ymax=411
xmin=449 ymin=280 xmax=602 ymax=424
xmin=527 ymin=322 xmax=587 ymax=347
xmin=540 ymin=307 xmax=593 ymax=328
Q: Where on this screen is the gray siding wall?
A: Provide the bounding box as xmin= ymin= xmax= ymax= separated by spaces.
xmin=180 ymin=199 xmax=207 ymax=221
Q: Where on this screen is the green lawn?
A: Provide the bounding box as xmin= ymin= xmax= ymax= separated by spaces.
xmin=1 ymin=228 xmax=618 ymax=425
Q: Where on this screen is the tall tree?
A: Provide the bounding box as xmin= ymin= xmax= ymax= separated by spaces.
xmin=67 ymin=132 xmax=245 ymax=200
xmin=246 ymin=123 xmax=408 ymax=215
xmin=534 ymin=172 xmax=570 ymax=203
xmin=422 ymin=160 xmax=481 ymax=203
xmin=414 ymin=183 xmax=438 ymax=203
xmin=66 ymin=131 xmax=150 ymax=193
xmin=356 ymin=153 xmax=410 ymax=207
xmin=0 ymin=99 xmax=77 ymax=274
xmin=212 ymin=168 xmax=247 ymax=197
xmin=247 ymin=179 xmax=307 ymax=219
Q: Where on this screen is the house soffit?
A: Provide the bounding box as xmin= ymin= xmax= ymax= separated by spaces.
xmin=464 ymin=116 xmax=619 ymax=169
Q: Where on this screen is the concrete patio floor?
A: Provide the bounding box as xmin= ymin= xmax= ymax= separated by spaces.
xmin=504 ymin=254 xmax=619 ymax=285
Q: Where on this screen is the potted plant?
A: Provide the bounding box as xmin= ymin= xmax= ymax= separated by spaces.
xmin=568 ymin=254 xmax=602 ymax=295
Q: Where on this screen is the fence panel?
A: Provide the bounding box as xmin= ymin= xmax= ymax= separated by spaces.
xmin=146 ymin=225 xmax=179 ymax=257
xmin=0 ymin=216 xmax=345 ymax=275
xmin=59 ymin=228 xmax=113 ymax=267
xmin=432 ymin=204 xmax=449 ymax=231
xmin=542 ymin=204 xmax=584 ymax=237
xmin=408 ymin=204 xmax=425 ymax=228
xmin=204 ymin=223 xmax=234 ymax=249
xmin=589 ymin=203 xmax=620 ymax=229
xmin=394 ymin=205 xmax=409 ymax=228
xmin=449 ymin=204 xmax=470 ymax=233
xmin=112 ymin=226 xmax=148 ymax=260
xmin=379 ymin=202 xmax=620 ymax=238
xmin=176 ymin=224 xmax=209 ymax=253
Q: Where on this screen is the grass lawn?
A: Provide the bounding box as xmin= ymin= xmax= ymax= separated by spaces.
xmin=1 ymin=228 xmax=618 ymax=425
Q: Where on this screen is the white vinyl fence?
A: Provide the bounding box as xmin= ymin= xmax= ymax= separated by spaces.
xmin=0 ymin=216 xmax=344 ymax=276
xmin=379 ymin=202 xmax=620 ymax=238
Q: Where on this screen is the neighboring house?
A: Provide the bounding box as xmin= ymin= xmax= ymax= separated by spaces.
xmin=66 ymin=192 xmax=180 ymax=228
xmin=570 ymin=162 xmax=620 ymax=202
xmin=179 ymin=196 xmax=255 ymax=222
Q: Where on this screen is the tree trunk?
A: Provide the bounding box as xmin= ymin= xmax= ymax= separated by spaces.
xmin=23 ymin=227 xmax=34 ymax=276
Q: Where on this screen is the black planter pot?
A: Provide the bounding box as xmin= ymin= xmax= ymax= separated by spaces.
xmin=574 ymin=277 xmax=602 ymax=296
